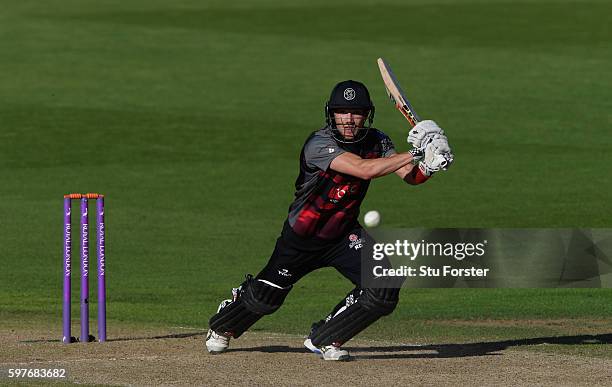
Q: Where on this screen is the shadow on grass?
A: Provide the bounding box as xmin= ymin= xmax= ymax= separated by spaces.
xmin=231 ymin=333 xmax=612 ymax=359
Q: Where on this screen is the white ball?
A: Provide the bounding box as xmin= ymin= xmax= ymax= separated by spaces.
xmin=363 ymin=210 xmax=381 ymax=228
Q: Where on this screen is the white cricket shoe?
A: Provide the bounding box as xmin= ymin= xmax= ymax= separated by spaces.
xmin=304 ymin=339 xmax=350 ymax=361
xmin=206 ymin=329 xmax=231 ymax=354
xmin=206 ymin=299 xmax=233 ymax=354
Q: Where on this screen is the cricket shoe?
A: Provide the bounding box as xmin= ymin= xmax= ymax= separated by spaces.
xmin=206 ymin=299 xmax=233 ymax=354
xmin=206 ymin=329 xmax=231 ymax=354
xmin=304 ymin=339 xmax=350 ymax=361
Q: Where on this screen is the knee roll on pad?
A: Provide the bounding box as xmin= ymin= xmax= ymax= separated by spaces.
xmin=242 ymin=278 xmax=291 ymax=314
xmin=208 ymin=299 xmax=262 ymax=338
xmin=310 ymin=287 xmax=400 ymax=347
xmin=358 ymin=287 xmax=400 ymax=316
xmin=209 ymin=275 xmax=291 ymax=338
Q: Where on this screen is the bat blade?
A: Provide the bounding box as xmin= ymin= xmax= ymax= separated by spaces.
xmin=377 ymin=58 xmax=421 ymax=127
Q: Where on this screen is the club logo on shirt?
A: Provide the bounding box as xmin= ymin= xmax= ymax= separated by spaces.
xmin=328 ymin=148 xmax=335 ymax=153
xmin=329 ymin=184 xmax=349 ymax=203
xmin=327 ymin=181 xmax=361 ymax=203
xmin=335 ymin=185 xmax=347 ymax=199
xmin=343 ymin=88 xmax=355 ymax=101
xmin=348 ymin=234 xmax=363 ymax=250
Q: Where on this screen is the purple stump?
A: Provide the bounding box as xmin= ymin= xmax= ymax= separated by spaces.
xmin=80 ymin=197 xmax=90 ymax=342
xmin=97 ymin=196 xmax=106 ymax=342
xmin=63 ymin=198 xmax=72 ymax=343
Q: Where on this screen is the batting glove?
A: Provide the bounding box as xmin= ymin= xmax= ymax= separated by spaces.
xmin=409 ymin=147 xmax=425 ymax=161
xmin=407 ymin=120 xmax=444 ymax=149
xmin=419 ymin=134 xmax=454 ymax=176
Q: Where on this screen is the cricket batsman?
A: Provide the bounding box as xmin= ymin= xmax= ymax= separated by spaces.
xmin=206 ymin=80 xmax=454 ymax=360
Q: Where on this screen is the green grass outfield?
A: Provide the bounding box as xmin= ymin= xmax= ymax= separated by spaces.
xmin=1 ymin=0 xmax=611 ymax=348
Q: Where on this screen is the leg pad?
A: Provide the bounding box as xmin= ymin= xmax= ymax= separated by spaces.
xmin=310 ymin=287 xmax=399 ymax=347
xmin=209 ymin=275 xmax=291 ymax=338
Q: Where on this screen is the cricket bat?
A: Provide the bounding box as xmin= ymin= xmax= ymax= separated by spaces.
xmin=376 ymin=57 xmax=421 ymax=127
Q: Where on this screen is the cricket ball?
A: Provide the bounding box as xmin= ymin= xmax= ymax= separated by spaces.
xmin=363 ymin=210 xmax=381 ymax=228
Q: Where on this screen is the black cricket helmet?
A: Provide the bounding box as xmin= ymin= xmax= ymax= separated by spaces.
xmin=325 ymin=80 xmax=375 ymax=143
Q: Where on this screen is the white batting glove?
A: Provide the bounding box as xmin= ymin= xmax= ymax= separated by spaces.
xmin=409 ymin=147 xmax=425 ymax=162
xmin=418 ymin=134 xmax=454 ymax=176
xmin=407 ymin=120 xmax=444 ymax=149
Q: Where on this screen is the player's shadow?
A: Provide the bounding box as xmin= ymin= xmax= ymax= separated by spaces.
xmin=226 ymin=345 xmax=306 ymax=354
xmin=107 ymin=332 xmax=206 ymax=341
xmin=23 ymin=332 xmax=611 ymax=359
xmin=350 ymin=333 xmax=612 ymax=359
xmin=20 ymin=332 xmax=207 ymax=343
xmin=231 ymin=333 xmax=612 ymax=359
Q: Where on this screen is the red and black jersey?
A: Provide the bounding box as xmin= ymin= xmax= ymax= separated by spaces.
xmin=287 ymin=126 xmax=395 ymax=240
